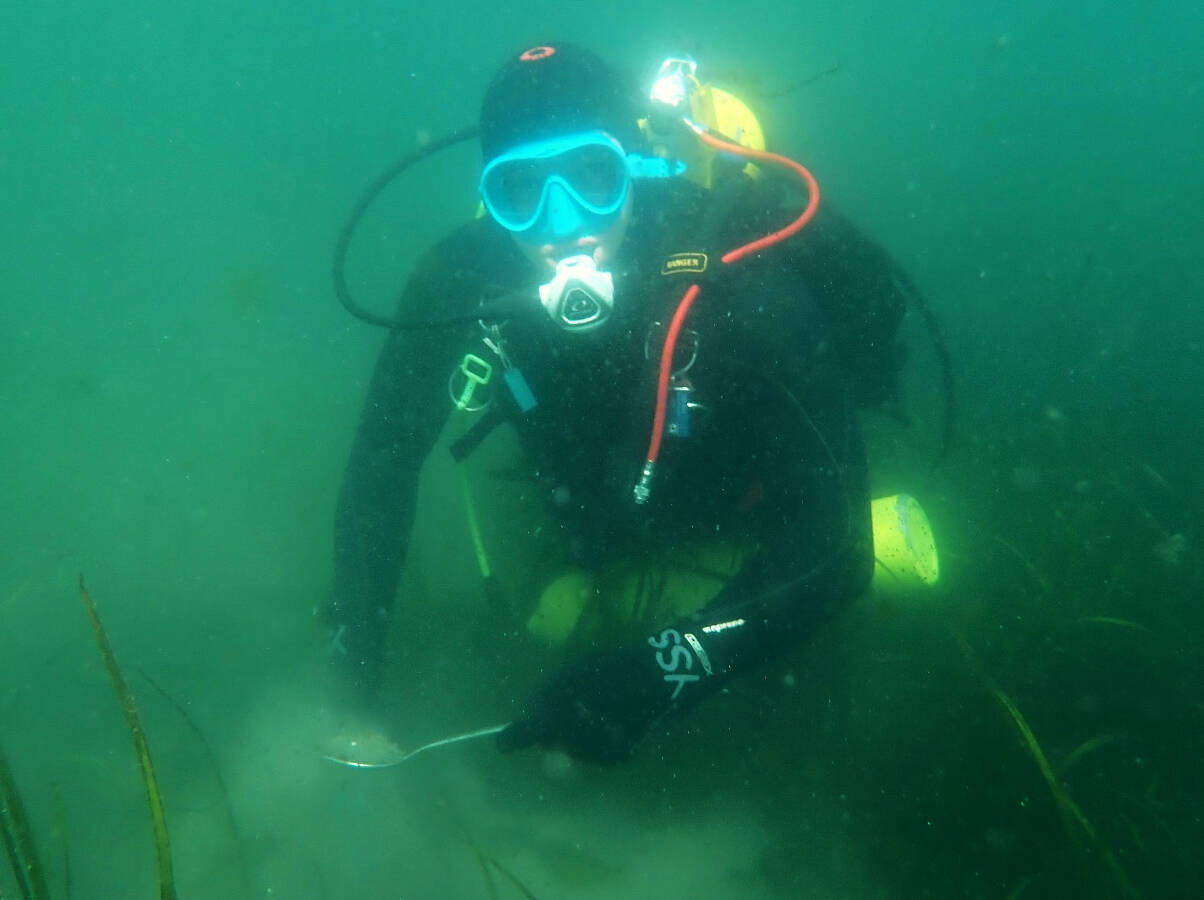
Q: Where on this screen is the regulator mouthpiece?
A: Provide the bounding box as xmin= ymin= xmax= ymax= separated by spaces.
xmin=538 ymin=254 xmax=615 ymax=332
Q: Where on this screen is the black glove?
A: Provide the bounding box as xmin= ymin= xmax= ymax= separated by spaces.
xmin=497 ymin=625 xmax=721 ymax=764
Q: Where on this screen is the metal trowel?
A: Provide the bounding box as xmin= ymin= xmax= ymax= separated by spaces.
xmin=322 ymin=723 xmax=508 ymax=769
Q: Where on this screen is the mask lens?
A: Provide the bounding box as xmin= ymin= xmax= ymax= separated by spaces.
xmin=482 ymin=158 xmax=547 ymax=227
xmin=561 ymin=143 xmax=628 ymax=211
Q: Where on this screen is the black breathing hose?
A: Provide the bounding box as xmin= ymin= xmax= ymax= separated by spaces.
xmin=331 ymin=124 xmax=495 ymax=330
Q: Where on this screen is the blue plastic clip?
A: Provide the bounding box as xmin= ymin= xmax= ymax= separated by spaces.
xmin=503 ymin=367 xmax=538 ymax=413
xmin=666 ymin=383 xmax=692 ymax=437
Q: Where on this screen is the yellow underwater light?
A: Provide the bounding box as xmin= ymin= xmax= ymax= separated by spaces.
xmin=641 ymin=56 xmax=767 ymax=190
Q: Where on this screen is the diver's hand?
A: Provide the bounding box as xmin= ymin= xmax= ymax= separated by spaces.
xmin=496 ymin=649 xmax=663 ymax=764
xmin=316 ymin=588 xmax=387 ymax=713
xmin=315 ymin=594 xmax=396 ymax=765
xmin=497 ymin=626 xmax=716 ymax=764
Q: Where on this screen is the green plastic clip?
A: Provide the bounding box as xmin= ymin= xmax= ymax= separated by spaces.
xmin=455 ymin=353 xmax=493 ymax=410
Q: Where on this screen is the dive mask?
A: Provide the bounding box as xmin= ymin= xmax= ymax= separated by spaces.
xmin=480 ymin=130 xmax=683 ymax=241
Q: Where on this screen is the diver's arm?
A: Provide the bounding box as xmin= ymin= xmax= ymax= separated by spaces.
xmin=323 ymin=245 xmax=474 ymax=703
xmin=323 ymin=333 xmax=449 ymax=692
xmin=683 ymin=299 xmax=874 ymax=674
xmin=497 ymin=380 xmax=871 ymax=764
xmin=498 ymin=265 xmax=873 ymax=763
xmin=661 ymin=368 xmax=873 ymax=691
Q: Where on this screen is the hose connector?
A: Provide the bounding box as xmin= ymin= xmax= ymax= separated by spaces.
xmin=633 ymin=460 xmax=656 ymax=505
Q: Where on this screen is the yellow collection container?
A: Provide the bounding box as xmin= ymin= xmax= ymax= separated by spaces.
xmin=870 ymin=494 xmax=940 ymax=595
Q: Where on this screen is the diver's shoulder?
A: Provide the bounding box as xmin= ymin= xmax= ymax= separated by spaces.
xmin=397 ymin=217 xmax=521 ymax=325
xmin=649 ymin=173 xmax=785 ymax=246
xmin=423 ymin=215 xmax=515 ymax=267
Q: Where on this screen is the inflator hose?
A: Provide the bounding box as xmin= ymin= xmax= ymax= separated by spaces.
xmin=889 ymin=265 xmax=956 ymax=465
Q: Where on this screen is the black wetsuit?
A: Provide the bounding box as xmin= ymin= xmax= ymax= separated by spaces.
xmin=326 ymin=176 xmax=877 ymax=762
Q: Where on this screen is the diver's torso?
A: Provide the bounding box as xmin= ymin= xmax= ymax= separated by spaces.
xmin=438 ymin=179 xmax=826 ymax=566
xmin=496 ymin=254 xmax=801 ymax=566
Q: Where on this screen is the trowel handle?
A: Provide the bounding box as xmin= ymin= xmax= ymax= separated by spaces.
xmin=399 ymin=723 xmax=509 ymax=763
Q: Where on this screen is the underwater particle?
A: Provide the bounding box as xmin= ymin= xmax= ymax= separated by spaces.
xmin=1153 ymin=532 xmax=1187 ymax=568
xmin=783 ymin=671 xmax=796 ymax=689
xmin=542 ymin=749 xmax=574 ymax=780
xmin=1043 ymin=405 xmax=1064 ymax=423
xmin=1139 ymin=462 xmax=1171 ymax=491
xmin=1011 ymin=465 xmax=1041 ymax=492
xmin=985 ymin=825 xmax=1010 ymax=851
xmin=1075 ymin=694 xmax=1101 ymax=716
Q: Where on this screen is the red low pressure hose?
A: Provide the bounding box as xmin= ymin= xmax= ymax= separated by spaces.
xmin=646 ymin=282 xmax=703 ymax=466
xmin=633 ymin=122 xmax=821 ymax=505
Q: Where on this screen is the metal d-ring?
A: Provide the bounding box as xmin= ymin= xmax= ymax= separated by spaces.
xmin=644 ymin=321 xmax=700 ymax=376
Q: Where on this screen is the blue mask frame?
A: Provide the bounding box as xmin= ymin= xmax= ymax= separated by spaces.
xmin=480 ymin=130 xmax=684 ymax=237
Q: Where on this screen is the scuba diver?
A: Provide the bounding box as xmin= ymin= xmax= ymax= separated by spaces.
xmin=321 ymin=42 xmax=940 ymax=765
